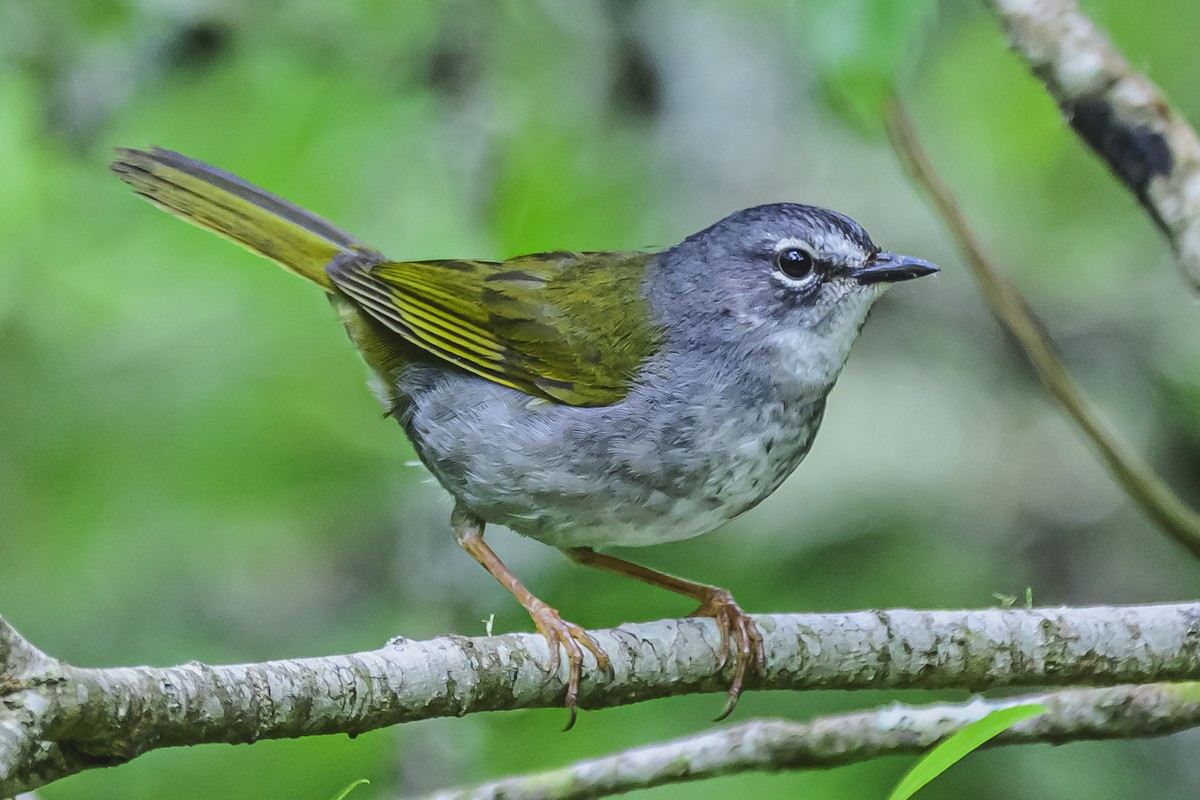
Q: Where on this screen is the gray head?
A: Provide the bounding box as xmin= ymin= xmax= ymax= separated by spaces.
xmin=650 ymin=203 xmax=937 ymax=391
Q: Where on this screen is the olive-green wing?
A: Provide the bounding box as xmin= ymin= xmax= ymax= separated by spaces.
xmin=327 ymin=250 xmax=661 ymax=406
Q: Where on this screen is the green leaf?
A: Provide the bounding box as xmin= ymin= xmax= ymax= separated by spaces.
xmin=329 ymin=778 xmax=370 ymax=800
xmin=796 ymin=0 xmax=936 ymax=136
xmin=886 ymin=703 xmax=1046 ymax=800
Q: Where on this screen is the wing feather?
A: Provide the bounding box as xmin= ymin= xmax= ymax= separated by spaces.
xmin=327 ymin=250 xmax=659 ymax=406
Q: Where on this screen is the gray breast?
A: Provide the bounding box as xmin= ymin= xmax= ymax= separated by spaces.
xmin=394 ymin=352 xmax=828 ymax=549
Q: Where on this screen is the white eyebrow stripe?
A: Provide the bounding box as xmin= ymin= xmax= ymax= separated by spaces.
xmin=772 ymin=236 xmax=817 ymax=254
xmin=772 ymin=233 xmax=862 ymax=263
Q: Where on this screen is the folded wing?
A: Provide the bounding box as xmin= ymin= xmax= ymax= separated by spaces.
xmin=327 ymin=250 xmax=660 ymax=406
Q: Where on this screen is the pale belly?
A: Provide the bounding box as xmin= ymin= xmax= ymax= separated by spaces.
xmin=397 ymin=366 xmax=828 ymax=549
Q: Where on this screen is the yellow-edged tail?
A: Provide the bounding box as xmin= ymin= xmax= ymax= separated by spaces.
xmin=111 ymin=147 xmax=370 ymax=289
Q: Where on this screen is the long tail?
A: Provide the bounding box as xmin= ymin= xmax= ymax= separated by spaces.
xmin=111 ymin=147 xmax=370 ymax=289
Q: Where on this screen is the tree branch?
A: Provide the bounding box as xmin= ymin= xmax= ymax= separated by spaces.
xmin=886 ymin=100 xmax=1200 ymax=557
xmin=981 ymin=0 xmax=1200 ymax=291
xmin=6 ymin=603 xmax=1200 ymax=794
xmin=415 ymin=682 xmax=1200 ymax=800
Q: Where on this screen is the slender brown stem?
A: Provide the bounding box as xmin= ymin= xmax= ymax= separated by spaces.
xmin=886 ymin=100 xmax=1200 ymax=558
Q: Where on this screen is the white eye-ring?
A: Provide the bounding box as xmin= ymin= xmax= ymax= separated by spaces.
xmin=771 ymin=238 xmax=823 ymax=287
xmin=775 ymin=247 xmax=814 ymax=280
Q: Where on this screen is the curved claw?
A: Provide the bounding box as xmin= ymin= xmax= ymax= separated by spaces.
xmin=528 ymin=603 xmax=610 ymax=731
xmin=688 ymin=588 xmax=765 ymax=721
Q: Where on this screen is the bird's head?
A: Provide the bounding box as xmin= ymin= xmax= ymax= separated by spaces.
xmin=655 ymin=203 xmax=938 ymax=390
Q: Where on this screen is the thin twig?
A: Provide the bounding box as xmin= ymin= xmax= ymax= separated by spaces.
xmin=413 ymin=683 xmax=1200 ymax=800
xmin=886 ymin=101 xmax=1200 ymax=558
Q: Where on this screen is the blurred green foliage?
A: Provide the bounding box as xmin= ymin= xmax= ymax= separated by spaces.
xmin=1 ymin=1 xmax=1199 ymax=798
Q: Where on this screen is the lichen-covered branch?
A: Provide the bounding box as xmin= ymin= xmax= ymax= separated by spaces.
xmin=418 ymin=682 xmax=1200 ymax=800
xmin=982 ymin=0 xmax=1200 ymax=290
xmin=6 ymin=603 xmax=1200 ymax=794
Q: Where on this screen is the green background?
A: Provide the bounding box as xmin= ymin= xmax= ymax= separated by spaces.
xmin=2 ymin=1 xmax=1199 ymax=797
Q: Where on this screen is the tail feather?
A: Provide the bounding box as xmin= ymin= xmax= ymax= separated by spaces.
xmin=111 ymin=147 xmax=368 ymax=289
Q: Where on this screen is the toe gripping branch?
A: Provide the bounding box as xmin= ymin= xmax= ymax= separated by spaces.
xmin=452 ymin=510 xmax=611 ymax=729
xmin=566 ymin=547 xmax=765 ymax=720
xmin=453 ymin=509 xmax=765 ymax=727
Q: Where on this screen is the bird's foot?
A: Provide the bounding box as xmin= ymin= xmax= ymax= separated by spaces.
xmin=528 ymin=601 xmax=611 ymax=730
xmin=687 ymin=587 xmax=765 ymax=720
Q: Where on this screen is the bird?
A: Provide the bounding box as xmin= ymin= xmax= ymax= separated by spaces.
xmin=111 ymin=147 xmax=937 ymax=726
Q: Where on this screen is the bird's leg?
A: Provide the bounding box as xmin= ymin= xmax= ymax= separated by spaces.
xmin=451 ymin=508 xmax=609 ymax=729
xmin=564 ymin=547 xmax=765 ymax=720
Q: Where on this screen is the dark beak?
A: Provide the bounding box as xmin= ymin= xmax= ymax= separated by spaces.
xmin=852 ymin=252 xmax=939 ymax=285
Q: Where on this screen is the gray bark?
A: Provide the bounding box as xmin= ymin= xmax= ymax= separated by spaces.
xmin=5 ymin=603 xmax=1200 ymax=795
xmin=416 ymin=683 xmax=1200 ymax=800
xmin=984 ymin=0 xmax=1200 ymax=290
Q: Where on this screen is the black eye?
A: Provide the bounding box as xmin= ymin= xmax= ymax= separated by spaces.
xmin=775 ymin=247 xmax=814 ymax=280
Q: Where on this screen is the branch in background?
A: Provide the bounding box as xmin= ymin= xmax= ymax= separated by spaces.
xmin=886 ymin=101 xmax=1200 ymax=558
xmin=416 ymin=682 xmax=1200 ymax=800
xmin=7 ymin=603 xmax=1200 ymax=795
xmin=982 ymin=0 xmax=1200 ymax=291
